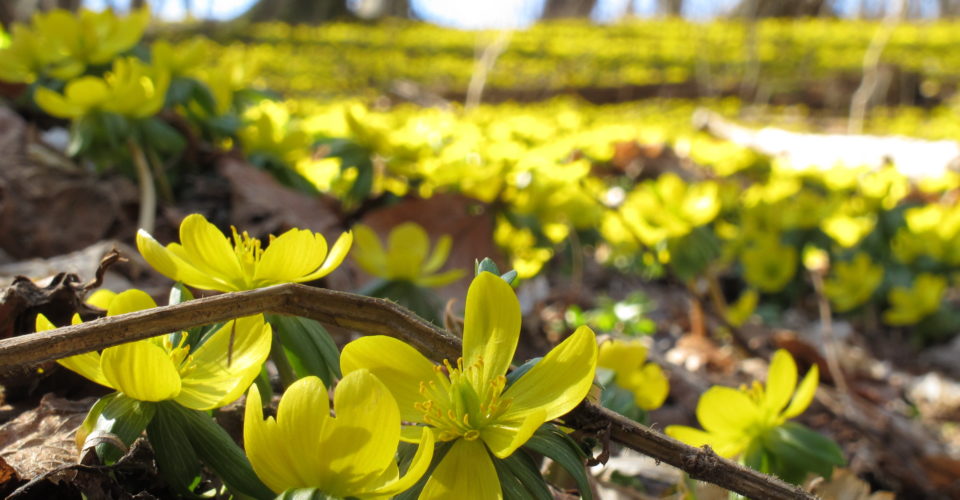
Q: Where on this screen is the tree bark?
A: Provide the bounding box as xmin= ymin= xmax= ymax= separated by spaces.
xmin=242 ymin=0 xmax=355 ymax=24
xmin=540 ymin=0 xmax=598 ymax=19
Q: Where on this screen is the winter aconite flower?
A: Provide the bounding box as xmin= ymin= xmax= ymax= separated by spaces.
xmin=597 ymin=339 xmax=668 ymax=411
xmin=352 ymin=222 xmax=465 ymax=287
xmin=136 ymin=213 xmax=352 ymax=292
xmin=34 ymin=57 xmax=169 ymax=120
xmin=341 ymin=272 xmax=598 ymax=499
xmin=666 ymin=349 xmax=818 ymax=458
xmin=37 ymin=289 xmax=271 ymax=410
xmin=883 ymin=273 xmax=947 ymax=326
xmin=823 ymin=253 xmax=884 ymax=313
xmin=244 ymin=371 xmax=435 ymax=497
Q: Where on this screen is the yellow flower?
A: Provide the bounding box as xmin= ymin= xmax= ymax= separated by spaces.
xmin=741 ymin=236 xmax=797 ymax=293
xmin=597 ymin=339 xmax=668 ymax=411
xmin=136 ymin=213 xmax=352 ymax=292
xmin=37 ymin=289 xmax=271 ymax=410
xmin=666 ymin=349 xmax=818 ymax=459
xmin=341 ymin=272 xmax=598 ymax=499
xmin=823 ymin=253 xmax=883 ymax=312
xmin=34 ymin=57 xmax=169 ymax=119
xmin=244 ymin=372 xmax=435 ymax=497
xmin=0 ymin=6 xmax=149 ymax=83
xmin=352 ymin=222 xmax=465 ymax=287
xmin=883 ymin=273 xmax=947 ymax=326
xmin=151 ymin=39 xmax=208 ymax=77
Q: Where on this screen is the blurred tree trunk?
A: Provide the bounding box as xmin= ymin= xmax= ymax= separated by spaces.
xmin=939 ymin=0 xmax=960 ymax=16
xmin=729 ymin=0 xmax=829 ymax=17
xmin=658 ymin=0 xmax=684 ymax=15
xmin=242 ymin=0 xmax=355 ymax=23
xmin=540 ymin=0 xmax=598 ymax=19
xmin=353 ymin=0 xmax=412 ymax=19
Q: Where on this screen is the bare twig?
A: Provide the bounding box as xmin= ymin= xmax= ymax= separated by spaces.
xmin=848 ymin=0 xmax=906 ymax=134
xmin=0 ymin=284 xmax=812 ymax=500
xmin=465 ymin=30 xmax=511 ymax=109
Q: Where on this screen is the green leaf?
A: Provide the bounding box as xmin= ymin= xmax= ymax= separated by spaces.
xmin=505 ymin=357 xmax=542 ymax=389
xmin=763 ymin=422 xmax=845 ymax=481
xmin=88 ymin=393 xmax=156 ymax=465
xmin=360 ymin=280 xmax=442 ymax=325
xmin=599 ymin=383 xmax=646 ymax=423
xmin=500 ymin=270 xmax=518 ymax=285
xmin=492 ymin=450 xmax=553 ymax=500
xmin=148 ymin=402 xmax=202 ymax=497
xmin=140 ymin=116 xmax=186 ymax=154
xmin=168 ymin=282 xmax=194 ymax=305
xmin=475 ymin=258 xmax=501 ymax=277
xmin=158 ymin=401 xmax=274 ymax=500
xmin=524 ymin=424 xmax=593 ymax=500
xmin=268 ymin=314 xmax=341 ymax=386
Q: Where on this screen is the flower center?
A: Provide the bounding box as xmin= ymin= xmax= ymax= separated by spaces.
xmin=414 ymin=357 xmax=512 ymax=442
xmin=231 ymin=227 xmax=264 ymax=283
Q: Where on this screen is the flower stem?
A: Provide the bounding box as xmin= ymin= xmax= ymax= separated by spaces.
xmin=128 ymin=140 xmax=156 ymax=233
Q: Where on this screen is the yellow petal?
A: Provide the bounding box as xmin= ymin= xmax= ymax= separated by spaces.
xmin=64 ymin=76 xmax=109 ymax=109
xmin=420 ymin=439 xmax=502 ymax=500
xmin=321 ymin=369 xmax=401 ymax=496
xmin=101 ymin=341 xmax=181 ymax=402
xmin=462 ymin=272 xmax=521 ymax=386
xmin=136 ymin=229 xmax=184 ymax=282
xmin=422 ymin=234 xmax=453 ymax=274
xmin=298 ymin=230 xmax=353 ymax=282
xmin=763 ymin=349 xmax=797 ymax=418
xmin=629 ymin=363 xmax=669 ymax=411
xmin=164 ymin=242 xmax=238 ymax=291
xmin=40 ymin=313 xmax=113 ymax=389
xmin=502 ymin=326 xmax=597 ymax=421
xmin=175 ymin=315 xmax=272 ymax=410
xmin=597 ymin=339 xmax=648 ymax=377
xmin=272 ymin=376 xmax=332 ymax=489
xmin=481 ymin=407 xmax=545 ymax=459
xmin=696 ymin=386 xmax=761 ymax=435
xmin=416 ymin=268 xmax=466 ymax=288
xmin=366 ymin=427 xmax=435 ymax=497
xmin=34 ymin=87 xmax=83 ymax=119
xmin=106 ymin=289 xmax=157 ymax=316
xmin=782 ymin=363 xmax=818 ymax=420
xmin=86 ymin=289 xmax=117 ymax=309
xmin=352 ymin=224 xmax=388 ymax=277
xmin=665 ymin=426 xmax=746 ymax=459
xmin=341 ymin=336 xmax=435 ymax=424
xmin=244 ymin=384 xmax=305 ymax=493
xmin=254 ymin=228 xmax=327 ymax=285
xmin=385 ymin=222 xmax=430 ymax=280
xmin=178 ymin=214 xmax=246 ymax=290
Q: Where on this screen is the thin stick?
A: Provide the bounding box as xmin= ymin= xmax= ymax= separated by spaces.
xmin=0 ymin=284 xmax=812 ymax=500
xmin=128 ymin=141 xmax=157 ymax=234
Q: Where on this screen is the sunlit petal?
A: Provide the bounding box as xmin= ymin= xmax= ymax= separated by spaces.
xmin=106 ymin=289 xmax=157 ymax=316
xmin=366 ymin=427 xmax=435 ymax=497
xmin=101 ymin=341 xmax=180 ymax=402
xmin=420 ymin=439 xmax=502 ymax=500
xmin=763 ymin=349 xmax=797 ymax=418
xmin=416 ymin=268 xmax=466 ymax=288
xmin=299 ymin=230 xmax=353 ymax=282
xmin=341 ymin=336 xmax=435 ymax=423
xmin=782 ymin=364 xmax=819 ymax=420
xmin=244 ymin=384 xmax=306 ymax=493
xmin=85 ymin=289 xmax=117 ymax=310
xmin=176 ymin=316 xmax=272 ymax=410
xmin=696 ymin=386 xmax=761 ymax=434
xmin=254 ymin=228 xmax=327 ymax=284
xmin=462 ymin=272 xmax=521 ymax=385
xmin=502 ymin=326 xmax=597 ymax=421
xmin=481 ymin=407 xmax=545 ymax=459
xmin=178 ymin=214 xmax=245 ymax=289
xmin=321 ymin=370 xmax=401 ymax=496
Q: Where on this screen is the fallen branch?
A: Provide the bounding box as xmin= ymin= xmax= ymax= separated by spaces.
xmin=0 ymin=283 xmax=812 ymax=500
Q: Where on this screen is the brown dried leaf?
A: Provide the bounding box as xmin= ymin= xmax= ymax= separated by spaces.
xmin=0 ymin=394 xmax=95 ymax=479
